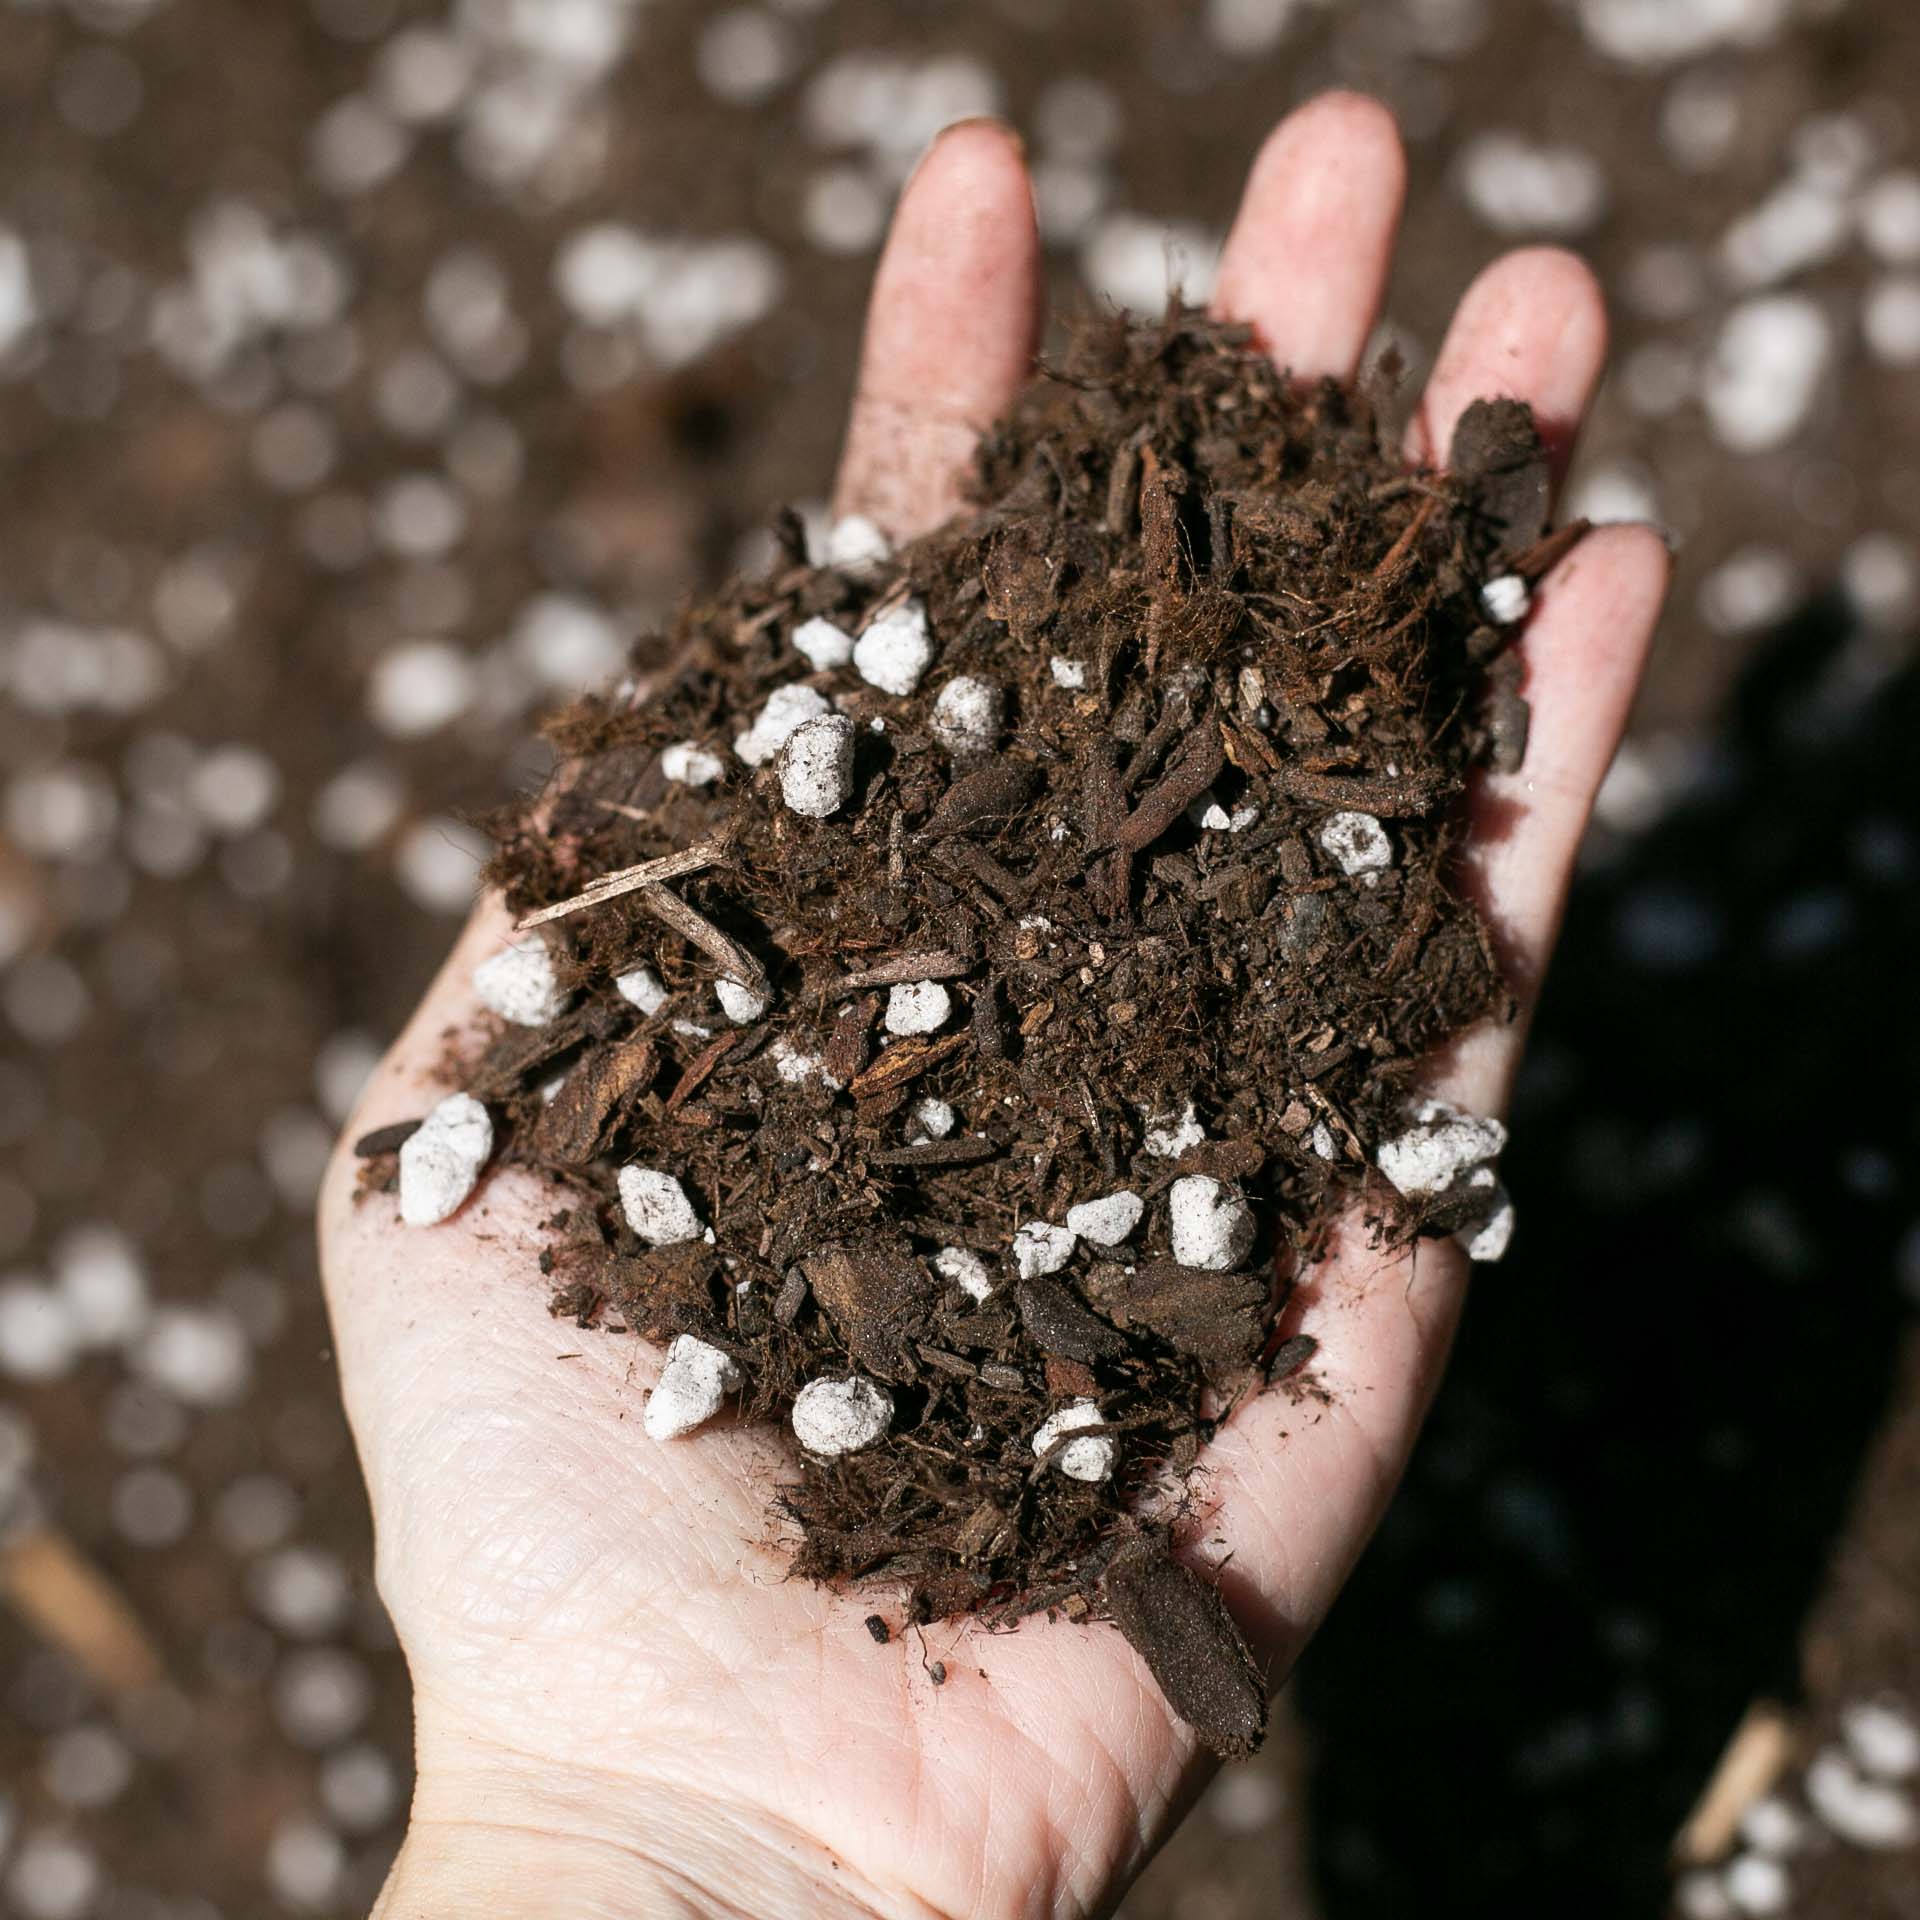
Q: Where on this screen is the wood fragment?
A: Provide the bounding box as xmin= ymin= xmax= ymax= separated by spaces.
xmin=1102 ymin=1536 xmax=1267 ymax=1761
xmin=0 ymin=1526 xmax=166 ymax=1697
xmin=836 ymin=951 xmax=971 ymax=994
xmin=663 ymin=1032 xmax=739 ymax=1116
xmin=516 ymin=842 xmax=724 ymax=928
xmin=1673 ymin=1701 xmax=1795 ymax=1866
xmin=847 ymin=1032 xmax=969 ymax=1098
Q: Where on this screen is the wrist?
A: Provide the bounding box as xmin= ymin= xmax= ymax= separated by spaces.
xmin=375 ymin=1756 xmax=928 ymax=1920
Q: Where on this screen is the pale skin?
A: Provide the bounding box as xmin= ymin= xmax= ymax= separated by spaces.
xmin=320 ymin=94 xmax=1670 ymax=1919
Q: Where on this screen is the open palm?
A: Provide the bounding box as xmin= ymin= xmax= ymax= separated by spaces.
xmin=320 ymin=95 xmax=1668 ymax=1919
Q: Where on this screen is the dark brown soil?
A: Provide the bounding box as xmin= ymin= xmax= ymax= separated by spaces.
xmin=360 ymin=311 xmax=1570 ymax=1755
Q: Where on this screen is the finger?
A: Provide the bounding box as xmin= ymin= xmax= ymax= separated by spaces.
xmin=1212 ymin=90 xmax=1407 ymax=382
xmin=832 ymin=118 xmax=1042 ymax=543
xmin=1409 ymin=246 xmax=1609 ymax=488
xmin=1183 ymin=528 xmax=1667 ymax=1686
xmin=1440 ymin=523 xmax=1671 ymax=1110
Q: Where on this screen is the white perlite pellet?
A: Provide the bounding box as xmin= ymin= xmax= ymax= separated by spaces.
xmin=1143 ymin=1101 xmax=1205 ymax=1157
xmin=736 ymin=683 xmax=830 ymax=766
xmin=1805 ymin=1747 xmax=1918 ymax=1848
xmin=853 ymin=599 xmax=935 ymax=696
xmin=1843 ymin=1701 xmax=1920 ymax=1779
xmin=824 ymin=514 xmax=890 ymax=570
xmin=398 ymin=1093 xmax=491 ymax=1226
xmin=714 ymin=976 xmax=769 ymax=1024
xmin=660 ymin=741 xmax=724 ymax=787
xmin=1704 ymin=295 xmax=1832 ymax=454
xmin=644 ymin=1335 xmax=742 ymax=1441
xmin=1721 ymin=1854 xmax=1788 ymax=1916
xmin=791 ymin=1374 xmax=893 ymax=1454
xmin=791 ymin=615 xmax=854 ymax=670
xmin=909 ymin=1097 xmax=956 ymax=1140
xmin=1065 ymin=1190 xmax=1144 ymax=1246
xmin=934 ymin=1246 xmax=993 ymax=1303
xmin=1169 ymin=1176 xmax=1255 ymax=1271
xmin=472 ymin=937 xmax=569 ymax=1026
xmin=1013 ymin=1221 xmax=1077 ymax=1279
xmin=778 ymin=713 xmax=855 ymax=818
xmin=885 ymin=980 xmax=951 ymax=1035
xmin=1049 ymin=655 xmax=1087 ymax=689
xmin=615 ymin=966 xmax=668 ymax=1015
xmin=1032 ymin=1398 xmax=1116 ymax=1482
xmin=618 ymin=1167 xmax=705 ymax=1246
xmin=1738 ymin=1798 xmax=1805 ymax=1858
xmin=1480 ymin=574 xmax=1532 ymax=626
xmin=1377 ymin=1100 xmax=1509 ymax=1197
xmin=1199 ymin=801 xmax=1260 ymax=832
xmin=1320 ymin=810 xmax=1393 ymax=876
xmin=1462 ymin=1181 xmax=1517 ymax=1263
xmin=769 ymin=1035 xmax=830 ymax=1085
xmin=931 ymin=675 xmax=1003 ymax=753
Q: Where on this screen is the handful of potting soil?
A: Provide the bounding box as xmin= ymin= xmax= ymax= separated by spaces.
xmin=362 ymin=311 xmax=1568 ymax=1757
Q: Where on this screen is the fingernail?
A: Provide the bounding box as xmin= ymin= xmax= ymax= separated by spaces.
xmin=930 ymin=114 xmax=1026 ymax=163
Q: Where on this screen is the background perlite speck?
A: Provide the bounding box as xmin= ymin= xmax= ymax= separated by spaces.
xmin=2 ymin=1 xmax=1918 ymax=1915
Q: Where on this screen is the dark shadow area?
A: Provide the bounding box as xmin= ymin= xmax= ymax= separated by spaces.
xmin=1295 ymin=592 xmax=1920 ymax=1915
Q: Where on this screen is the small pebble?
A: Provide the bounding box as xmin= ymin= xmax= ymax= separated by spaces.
xmin=824 ymin=514 xmax=890 ymax=570
xmin=714 ymin=976 xmax=769 ymax=1024
xmin=660 ymin=741 xmax=725 ymax=787
xmin=1319 ymin=810 xmax=1393 ymax=876
xmin=397 ymin=1092 xmax=491 ymax=1226
xmin=909 ymin=1097 xmax=956 ymax=1140
xmin=736 ymin=682 xmax=830 ymax=766
xmin=617 ymin=1167 xmax=705 ymax=1246
xmin=933 ymin=1246 xmax=993 ymax=1302
xmin=791 ymin=1374 xmax=893 ymax=1454
xmin=1031 ymin=1398 xmax=1116 ymax=1482
xmin=931 ymin=675 xmax=1003 ymax=752
xmin=1065 ymin=1190 xmax=1144 ymax=1246
xmin=778 ymin=713 xmax=856 ymax=818
xmin=1049 ymin=655 xmax=1088 ymax=689
xmin=791 ymin=615 xmax=854 ymax=669
xmin=1377 ymin=1099 xmax=1509 ymax=1197
xmin=885 ymin=980 xmax=951 ymax=1035
xmin=853 ymin=599 xmax=935 ymax=695
xmin=615 ymin=966 xmax=668 ymax=1015
xmin=1169 ymin=1176 xmax=1256 ymax=1271
xmin=472 ymin=936 xmax=569 ymax=1026
xmin=1013 ymin=1221 xmax=1077 ymax=1279
xmin=644 ymin=1334 xmax=743 ymax=1441
xmin=1480 ymin=574 xmax=1532 ymax=625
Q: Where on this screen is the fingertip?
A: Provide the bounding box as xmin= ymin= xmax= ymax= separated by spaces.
xmin=1532 ymin=519 xmax=1671 ymax=655
xmin=1214 ymin=90 xmax=1407 ymax=383
xmin=834 ymin=116 xmax=1042 ymax=538
xmin=1413 ymin=246 xmax=1609 ymax=476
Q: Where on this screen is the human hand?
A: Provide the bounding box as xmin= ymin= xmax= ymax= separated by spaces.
xmin=319 ymin=93 xmax=1668 ymax=1919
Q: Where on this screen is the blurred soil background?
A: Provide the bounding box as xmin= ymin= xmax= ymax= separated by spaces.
xmin=2 ymin=0 xmax=1919 ymax=1915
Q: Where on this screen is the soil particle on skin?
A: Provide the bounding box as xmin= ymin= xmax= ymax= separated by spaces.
xmin=373 ymin=311 xmax=1562 ymax=1758
xmin=1103 ymin=1533 xmax=1270 ymax=1763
